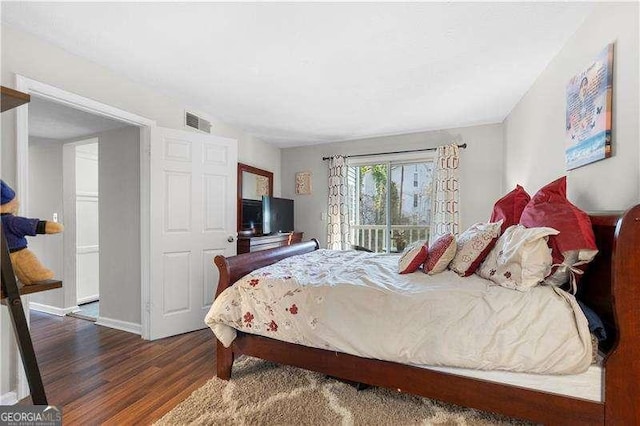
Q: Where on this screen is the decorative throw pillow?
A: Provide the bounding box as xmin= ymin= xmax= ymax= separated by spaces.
xmin=449 ymin=221 xmax=503 ymax=277
xmin=398 ymin=241 xmax=428 ymax=274
xmin=490 ymin=185 xmax=531 ymax=234
xmin=477 ymin=225 xmax=559 ymax=291
xmin=423 ymin=234 xmax=456 ymax=275
xmin=519 ymin=177 xmax=598 ymax=292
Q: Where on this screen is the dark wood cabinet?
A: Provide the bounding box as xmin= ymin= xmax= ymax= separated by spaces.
xmin=237 ymin=232 xmax=304 ymax=254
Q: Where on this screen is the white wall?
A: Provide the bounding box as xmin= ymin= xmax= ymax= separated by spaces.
xmin=98 ymin=126 xmax=141 ymax=326
xmin=281 ymin=124 xmax=504 ymax=248
xmin=503 ymin=3 xmax=639 ymax=209
xmin=0 ymin=24 xmax=282 ymax=192
xmin=27 ymin=138 xmax=65 ymax=307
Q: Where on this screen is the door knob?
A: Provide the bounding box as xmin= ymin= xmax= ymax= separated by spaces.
xmin=227 ymin=236 xmax=235 ymax=243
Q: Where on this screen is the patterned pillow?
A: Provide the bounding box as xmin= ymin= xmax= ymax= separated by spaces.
xmin=477 ymin=225 xmax=559 ymax=291
xmin=398 ymin=241 xmax=428 ymax=274
xmin=449 ymin=221 xmax=502 ymax=277
xmin=423 ymin=234 xmax=456 ymax=275
xmin=519 ymin=177 xmax=598 ymax=292
xmin=490 ymin=185 xmax=530 ymax=234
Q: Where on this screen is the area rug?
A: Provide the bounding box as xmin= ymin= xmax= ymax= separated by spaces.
xmin=156 ymin=356 xmax=533 ymax=425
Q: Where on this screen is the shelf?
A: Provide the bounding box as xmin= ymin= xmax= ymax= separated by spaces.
xmin=1 ymin=86 xmax=31 ymax=112
xmin=1 ymin=279 xmax=62 ymax=301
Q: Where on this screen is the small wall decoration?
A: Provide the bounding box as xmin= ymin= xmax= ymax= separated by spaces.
xmin=295 ymin=171 xmax=312 ymax=195
xmin=565 ymin=43 xmax=613 ymax=170
xmin=255 ymin=175 xmax=270 ymax=197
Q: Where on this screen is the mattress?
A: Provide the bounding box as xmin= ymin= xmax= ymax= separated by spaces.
xmin=206 ymin=249 xmax=593 ymax=375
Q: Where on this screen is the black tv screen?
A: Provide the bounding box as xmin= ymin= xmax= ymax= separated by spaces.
xmin=262 ymin=196 xmax=294 ymax=234
xmin=241 ymin=199 xmax=263 ymax=232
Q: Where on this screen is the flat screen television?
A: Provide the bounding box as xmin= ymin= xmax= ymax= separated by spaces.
xmin=262 ymin=196 xmax=294 ymax=235
xmin=241 ymin=199 xmax=263 ymax=233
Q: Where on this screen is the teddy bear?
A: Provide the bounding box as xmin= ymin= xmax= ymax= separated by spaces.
xmin=1 ymin=180 xmax=64 ymax=285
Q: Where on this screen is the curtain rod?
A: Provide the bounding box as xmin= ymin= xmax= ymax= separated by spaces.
xmin=321 ymin=143 xmax=467 ymax=161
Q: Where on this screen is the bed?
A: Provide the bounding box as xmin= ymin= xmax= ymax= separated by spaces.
xmin=209 ymin=205 xmax=640 ymax=425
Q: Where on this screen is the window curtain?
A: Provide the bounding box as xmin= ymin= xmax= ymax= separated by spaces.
xmin=327 ymin=155 xmax=350 ymax=250
xmin=429 ymin=144 xmax=460 ymax=245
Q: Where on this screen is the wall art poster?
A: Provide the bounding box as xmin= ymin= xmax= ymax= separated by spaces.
xmin=565 ymin=43 xmax=613 ymax=170
xmin=295 ymin=171 xmax=312 ymax=195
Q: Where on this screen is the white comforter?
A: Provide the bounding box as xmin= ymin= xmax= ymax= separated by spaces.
xmin=205 ymin=249 xmax=592 ymax=374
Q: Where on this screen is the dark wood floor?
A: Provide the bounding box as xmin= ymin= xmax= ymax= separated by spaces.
xmin=26 ymin=311 xmax=216 ymax=425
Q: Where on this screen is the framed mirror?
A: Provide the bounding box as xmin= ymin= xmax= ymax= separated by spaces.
xmin=237 ymin=163 xmax=273 ymax=233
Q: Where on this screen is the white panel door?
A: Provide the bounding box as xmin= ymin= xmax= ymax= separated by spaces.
xmin=75 ymin=142 xmax=100 ymax=304
xmin=76 ymin=194 xmax=99 ymax=303
xmin=149 ymin=127 xmax=237 ymax=340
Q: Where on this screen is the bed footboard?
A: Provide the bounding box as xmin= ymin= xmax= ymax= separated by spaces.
xmin=214 ymin=239 xmax=319 ymax=298
xmin=213 ymin=239 xmax=320 ymax=380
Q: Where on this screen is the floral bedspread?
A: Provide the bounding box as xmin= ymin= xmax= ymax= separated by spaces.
xmin=205 ymin=249 xmax=592 ymax=374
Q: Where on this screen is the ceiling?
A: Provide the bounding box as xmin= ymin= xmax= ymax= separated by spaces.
xmin=3 ymin=3 xmax=594 ymax=147
xmin=29 ymin=96 xmax=130 ymax=141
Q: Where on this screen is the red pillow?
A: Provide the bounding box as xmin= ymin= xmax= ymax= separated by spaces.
xmin=490 ymin=185 xmax=530 ymax=234
xmin=423 ymin=234 xmax=456 ymax=275
xmin=398 ymin=242 xmax=429 ymax=274
xmin=519 ymin=177 xmax=597 ymax=291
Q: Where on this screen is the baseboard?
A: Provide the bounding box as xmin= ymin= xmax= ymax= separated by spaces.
xmin=95 ymin=316 xmax=141 ymax=335
xmin=1 ymin=391 xmax=18 ymax=405
xmin=29 ymin=302 xmax=80 ymax=317
xmin=77 ymin=295 xmax=99 ymax=305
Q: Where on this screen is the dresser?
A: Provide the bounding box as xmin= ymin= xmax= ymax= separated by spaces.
xmin=237 ymin=232 xmax=304 ymax=254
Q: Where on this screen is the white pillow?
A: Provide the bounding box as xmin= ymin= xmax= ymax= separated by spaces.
xmin=449 ymin=220 xmax=502 ymax=277
xmin=477 ymin=225 xmax=559 ymax=291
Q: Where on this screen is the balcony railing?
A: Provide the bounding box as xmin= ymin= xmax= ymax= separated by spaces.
xmin=351 ymin=224 xmax=429 ymax=253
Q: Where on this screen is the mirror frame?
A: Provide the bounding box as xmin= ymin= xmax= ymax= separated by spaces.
xmin=237 ymin=163 xmax=274 ymax=232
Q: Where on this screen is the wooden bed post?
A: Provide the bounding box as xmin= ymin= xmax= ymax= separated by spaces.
xmin=213 ymin=254 xmax=234 ymax=380
xmin=604 ymin=205 xmax=640 ymax=425
xmin=216 ymin=341 xmax=234 ymax=380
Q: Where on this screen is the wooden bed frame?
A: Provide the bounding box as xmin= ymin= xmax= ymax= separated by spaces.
xmin=213 ymin=205 xmax=640 ymax=425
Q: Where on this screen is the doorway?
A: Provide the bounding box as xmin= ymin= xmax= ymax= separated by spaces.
xmin=13 ymin=75 xmax=237 ymax=400
xmin=27 ymin=97 xmax=140 ymax=323
xmin=16 ymin=76 xmax=155 ymax=336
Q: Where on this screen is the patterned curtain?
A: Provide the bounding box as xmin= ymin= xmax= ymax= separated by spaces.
xmin=429 ymin=144 xmax=460 ymax=245
xmin=327 ymin=156 xmax=350 ymax=250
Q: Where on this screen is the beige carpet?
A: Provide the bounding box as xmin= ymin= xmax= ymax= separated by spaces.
xmin=156 ymin=356 xmax=534 ymax=425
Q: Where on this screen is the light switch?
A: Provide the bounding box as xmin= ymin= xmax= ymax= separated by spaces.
xmin=52 ymin=213 xmax=58 ymax=222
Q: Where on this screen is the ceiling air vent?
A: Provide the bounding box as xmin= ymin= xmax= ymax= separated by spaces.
xmin=185 ymin=111 xmax=212 ymax=134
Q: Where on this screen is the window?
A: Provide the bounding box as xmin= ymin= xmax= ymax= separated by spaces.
xmin=348 ymin=157 xmax=434 ymax=253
